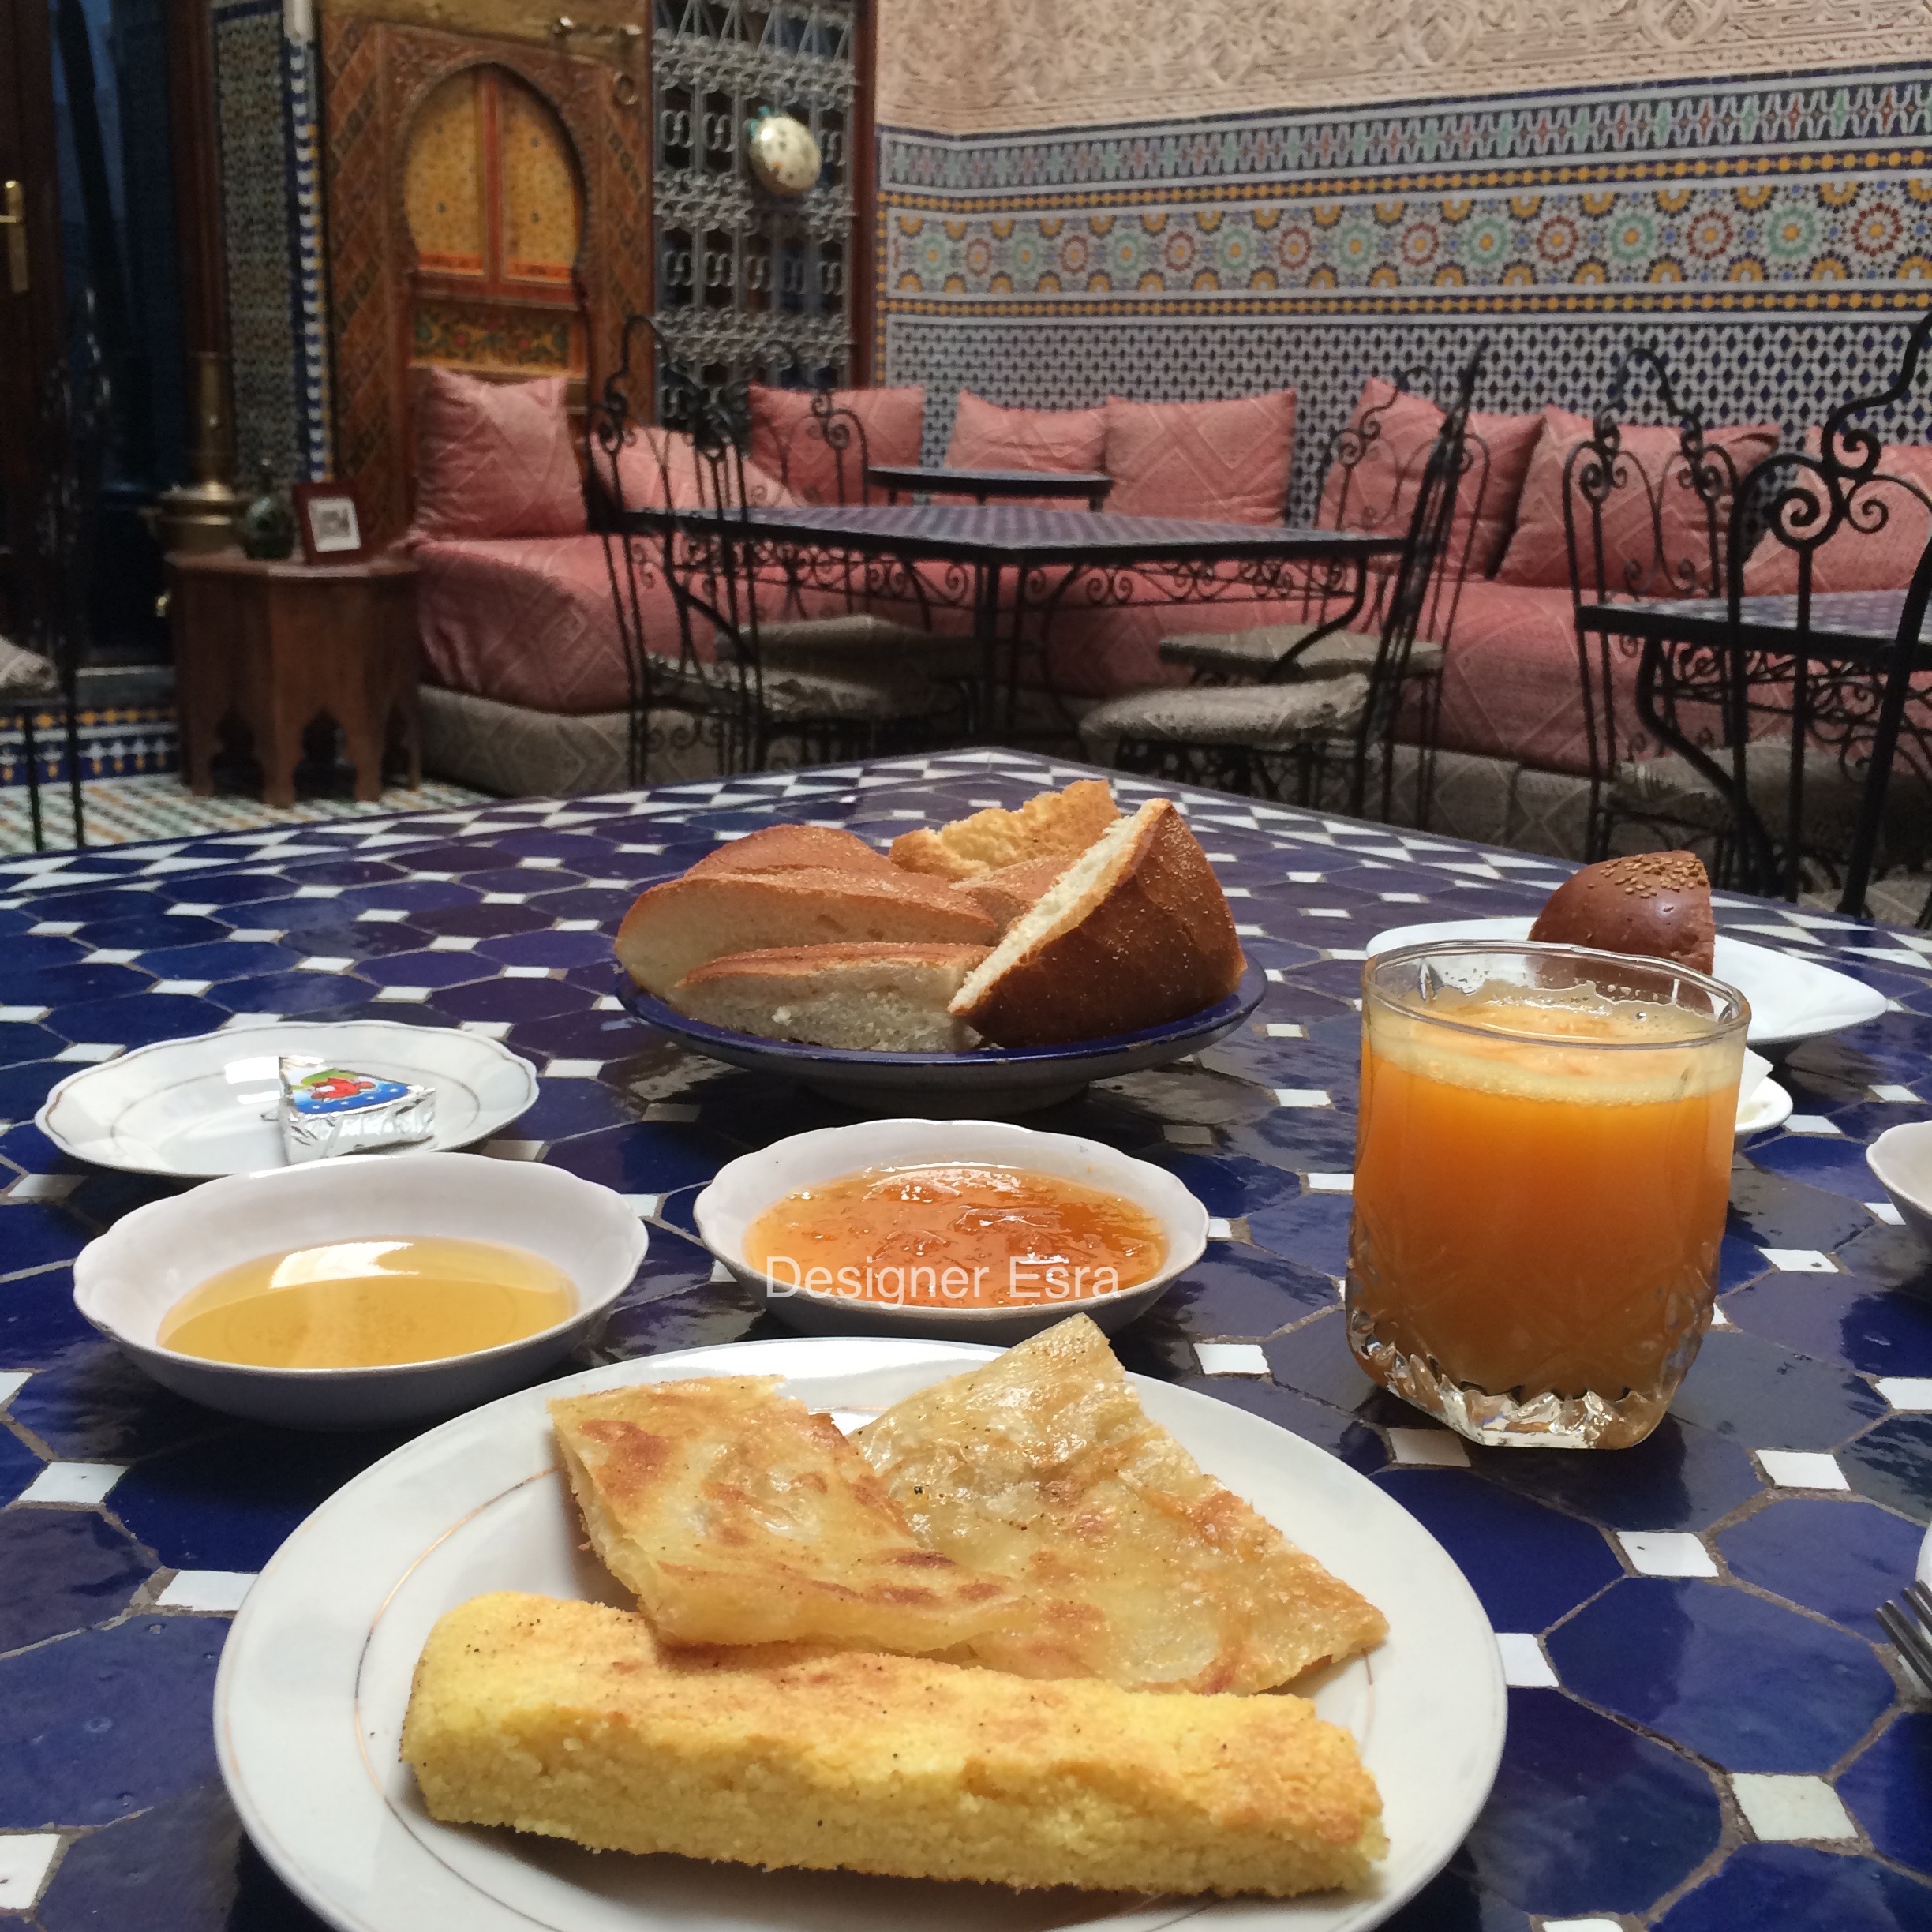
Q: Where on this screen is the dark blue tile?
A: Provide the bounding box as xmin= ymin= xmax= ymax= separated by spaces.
xmin=110 ymin=1427 xmax=410 ymax=1571
xmin=275 ymin=858 xmax=403 ymax=887
xmin=460 ymin=864 xmax=586 ymax=895
xmin=1667 ymin=1327 xmax=1888 ymax=1451
xmin=1725 ymin=1271 xmax=1932 ymax=1380
xmin=1726 ymin=1163 xmax=1873 ymax=1255
xmin=1469 ymin=1417 xmax=1762 ymax=1533
xmin=334 ymin=877 xmax=479 ymax=913
xmin=1143 ymin=1149 xmax=1304 ymax=1219
xmin=432 ymin=975 xmax=593 ymax=1024
xmin=1657 ymin=1844 xmax=1932 ymax=1932
xmin=1176 ymin=1372 xmax=1387 ymax=1472
xmin=1839 ymin=1712 xmax=1932 ymax=1877
xmin=479 ymin=928 xmax=616 ymax=971
xmin=509 ymin=1077 xmax=639 ymax=1141
xmin=1463 ymin=1687 xmax=1723 ymax=1916
xmin=1247 ymin=1189 xmax=1354 ymax=1279
xmin=597 ymin=1275 xmax=770 ymax=1356
xmin=1222 ymin=1109 xmax=1363 ymax=1174
xmin=1750 ymin=1129 xmax=1901 ymax=1202
xmin=0 ymin=1615 xmax=225 ymax=1827
xmin=0 ymin=1202 xmax=88 ymax=1272
xmin=1717 ymin=1496 xmax=1928 ymax=1643
xmin=0 ymin=1424 xmax=43 ymax=1503
xmin=43 ymin=994 xmax=228 ymax=1051
xmin=1159 ymin=1243 xmax=1339 ymax=1335
xmin=135 ymin=940 xmax=299 ymax=980
xmin=477 ymin=827 xmax=614 ymax=863
xmin=1548 ymin=1577 xmax=1897 ymax=1771
xmin=0 ymin=1057 xmax=66 ymax=1118
xmin=1718 ymin=1229 xmax=1772 ymax=1291
xmin=1837 ymin=1221 xmax=1932 ymax=1297
xmin=0 ymin=1511 xmax=150 ymax=1648
xmin=0 ymin=1265 xmax=97 ymax=1361
xmin=22 ymin=886 xmax=170 ymax=925
xmin=543 ymin=1122 xmax=735 ymax=1196
xmin=534 ymin=885 xmax=633 ymax=922
xmin=1265 ymin=1307 xmax=1387 ymax=1414
xmin=36 ymin=1778 xmax=334 ymax=1932
xmin=3 ymin=934 xmax=86 ymax=969
xmin=411 ymin=900 xmax=550 ymax=939
xmin=205 ymin=972 xmax=368 ymax=1018
xmin=356 ymin=949 xmax=493 ymax=990
xmin=11 ymin=1339 xmax=227 ymax=1462
xmin=0 ymin=961 xmax=148 ymax=1009
xmin=1842 ymin=1415 xmax=1932 ymax=1523
xmin=507 ymin=1009 xmax=654 ymax=1062
xmin=1375 ymin=1470 xmax=1622 ymax=1632
xmin=0 ymin=1020 xmax=59 ymax=1065
xmin=203 ymin=874 xmax=329 ymax=910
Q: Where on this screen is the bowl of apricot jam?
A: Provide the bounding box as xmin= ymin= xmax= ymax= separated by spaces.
xmin=694 ymin=1118 xmax=1210 ymax=1342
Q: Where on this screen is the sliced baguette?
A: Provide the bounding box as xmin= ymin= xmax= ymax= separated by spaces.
xmin=670 ymin=942 xmax=989 ymax=1051
xmin=949 ymin=854 xmax=1071 ymax=930
xmin=890 ymin=780 xmax=1118 ymax=881
xmin=687 ymin=823 xmax=897 ymax=878
xmin=949 ymin=799 xmax=1244 ymax=1046
xmin=616 ymin=867 xmax=998 ymax=999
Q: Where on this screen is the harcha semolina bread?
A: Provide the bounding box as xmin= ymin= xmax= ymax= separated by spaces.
xmin=890 ymin=778 xmax=1118 ymax=880
xmin=949 ymin=798 xmax=1245 ymax=1047
xmin=401 ymin=1591 xmax=1387 ymax=1898
xmin=616 ymin=866 xmax=998 ymax=998
xmin=685 ymin=822 xmax=897 ymax=878
xmin=668 ymin=941 xmax=989 ymax=1051
xmin=949 ymin=853 xmax=1070 ymax=930
xmin=1528 ymin=849 xmax=1717 ymax=975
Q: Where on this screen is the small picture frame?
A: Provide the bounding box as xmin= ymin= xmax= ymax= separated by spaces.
xmin=293 ymin=481 xmax=369 ymax=564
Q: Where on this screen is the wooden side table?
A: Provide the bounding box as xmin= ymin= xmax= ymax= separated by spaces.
xmin=167 ymin=551 xmax=421 ymax=805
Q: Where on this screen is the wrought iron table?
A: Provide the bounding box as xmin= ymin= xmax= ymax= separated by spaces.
xmin=1576 ymin=590 xmax=1932 ymax=914
xmin=866 ymin=463 xmax=1114 ymax=510
xmin=2 ymin=747 xmax=1930 ymax=1928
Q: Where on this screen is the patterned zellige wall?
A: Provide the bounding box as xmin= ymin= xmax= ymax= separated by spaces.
xmin=877 ymin=67 xmax=1932 ymax=515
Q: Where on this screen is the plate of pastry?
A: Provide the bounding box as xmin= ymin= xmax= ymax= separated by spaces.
xmin=1366 ymin=851 xmax=1888 ymax=1055
xmin=612 ymin=782 xmax=1264 ymax=1111
xmin=213 ymin=1315 xmax=1505 ymax=1932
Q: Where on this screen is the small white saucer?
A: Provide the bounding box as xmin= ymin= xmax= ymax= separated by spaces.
xmin=1736 ymin=1050 xmax=1791 ymax=1139
xmin=36 ymin=1020 xmax=539 ymax=1178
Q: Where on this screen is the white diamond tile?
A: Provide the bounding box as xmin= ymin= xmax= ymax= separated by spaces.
xmin=293 ymin=885 xmax=343 ymax=900
xmin=1877 ymin=1377 xmax=1932 ymax=1410
xmin=460 ymin=1020 xmax=512 ymax=1039
xmin=1306 ymin=1172 xmax=1354 ymax=1193
xmin=1274 ymin=1088 xmax=1332 ymax=1108
xmin=18 ymin=1462 xmax=128 ymax=1506
xmin=429 ymin=935 xmax=478 ymax=953
xmin=148 ymin=979 xmax=213 ymax=997
xmin=81 ymin=948 xmax=139 ymax=964
xmin=166 ymin=902 xmax=216 ymax=917
xmin=221 ymin=1011 xmax=283 ymax=1028
xmin=0 ymin=1835 xmax=62 ymax=1910
xmin=1755 ymin=1451 xmax=1848 ymax=1490
xmin=295 ymin=957 xmax=354 ymax=974
xmin=1616 ymin=1530 xmax=1717 ymax=1578
xmin=0 ymin=1005 xmax=48 ymax=1022
xmin=1193 ymin=1342 xmax=1269 ymax=1376
xmin=1762 ymin=1249 xmax=1836 ymax=1273
xmin=622 ymin=1194 xmax=662 ymax=1219
xmin=545 ymin=1059 xmax=604 ymax=1080
xmin=1784 ymin=1116 xmax=1843 ymax=1136
xmin=501 ymin=966 xmax=554 ymax=979
xmin=554 ymin=919 xmax=601 ymax=932
xmin=1871 ymin=1084 xmax=1919 ymax=1103
xmin=53 ymin=1043 xmax=122 ymax=1063
xmin=157 ymin=1569 xmax=257 ymax=1613
xmin=356 ymin=908 xmax=410 ymax=924
xmin=1730 ymin=1773 xmax=1857 ymax=1843
xmin=227 ymin=928 xmax=283 ymax=944
xmin=6 ymin=1174 xmax=80 ymax=1200
xmin=481 ymin=893 xmax=528 ymax=905
xmin=0 ymin=1370 xmax=28 ymax=1405
xmin=1264 ymin=1022 xmax=1305 ymax=1038
xmin=373 ymin=987 xmax=431 ymax=1003
xmin=1867 ymin=1200 xmax=1905 ymax=1226
xmin=1387 ymin=1428 xmax=1469 ymax=1468
xmin=1495 ymin=1632 xmax=1559 ymax=1688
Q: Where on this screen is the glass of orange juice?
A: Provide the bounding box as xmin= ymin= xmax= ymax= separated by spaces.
xmin=1348 ymin=941 xmax=1748 ymax=1450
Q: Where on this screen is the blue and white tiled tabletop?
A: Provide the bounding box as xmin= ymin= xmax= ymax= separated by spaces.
xmin=2 ymin=748 xmax=1930 ymax=1930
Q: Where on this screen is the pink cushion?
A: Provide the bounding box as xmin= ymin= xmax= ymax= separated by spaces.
xmin=1496 ymin=406 xmax=1777 ymax=593
xmin=409 ymin=369 xmax=586 ymax=542
xmin=607 ymin=426 xmax=796 ymax=511
xmin=944 ymin=390 xmax=1106 ymax=474
xmin=1102 ymin=390 xmax=1297 ymax=524
xmin=1315 ymin=380 xmax=1544 ymax=575
xmin=748 ymin=384 xmax=926 ymax=504
xmin=1743 ymin=435 xmax=1932 ymax=593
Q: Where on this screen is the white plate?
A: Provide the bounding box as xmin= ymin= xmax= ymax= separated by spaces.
xmin=1736 ymin=1058 xmax=1793 ymax=1140
xmin=36 ymin=1020 xmax=540 ymax=1177
xmin=214 ymin=1335 xmax=1506 ymax=1932
xmin=1364 ymin=917 xmax=1888 ymax=1053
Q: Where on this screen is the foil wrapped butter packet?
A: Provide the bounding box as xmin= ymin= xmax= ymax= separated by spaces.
xmin=278 ymin=1057 xmax=436 ymax=1163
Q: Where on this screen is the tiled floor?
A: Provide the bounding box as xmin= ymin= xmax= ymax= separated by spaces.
xmin=0 ymin=773 xmax=491 ymax=857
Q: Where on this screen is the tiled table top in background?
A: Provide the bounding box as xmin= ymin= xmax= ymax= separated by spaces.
xmin=2 ymin=749 xmax=1930 ymax=1930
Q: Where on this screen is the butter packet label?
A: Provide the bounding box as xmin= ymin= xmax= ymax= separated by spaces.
xmin=278 ymin=1057 xmax=436 ymax=1163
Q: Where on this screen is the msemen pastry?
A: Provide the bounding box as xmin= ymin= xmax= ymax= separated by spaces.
xmin=1528 ymin=849 xmax=1717 ymax=975
xmin=668 ymin=941 xmax=987 ymax=1052
xmin=949 ymin=798 xmax=1245 ymax=1048
xmin=402 ymin=1591 xmax=1387 ymax=1897
xmin=890 ymin=779 xmax=1118 ymax=881
xmin=615 ymin=865 xmax=998 ymax=999
xmin=550 ymin=1377 xmax=1027 ymax=1651
xmin=856 ymin=1315 xmax=1388 ymax=1692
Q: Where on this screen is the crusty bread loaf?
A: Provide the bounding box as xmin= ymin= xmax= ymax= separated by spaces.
xmin=616 ymin=868 xmax=998 ymax=998
xmin=402 ymin=1591 xmax=1387 ymax=1898
xmin=890 ymin=779 xmax=1118 ymax=881
xmin=686 ymin=823 xmax=897 ymax=878
xmin=949 ymin=799 xmax=1244 ymax=1046
xmin=670 ymin=942 xmax=989 ymax=1050
xmin=1529 ymin=849 xmax=1717 ymax=975
xmin=949 ymin=854 xmax=1070 ymax=930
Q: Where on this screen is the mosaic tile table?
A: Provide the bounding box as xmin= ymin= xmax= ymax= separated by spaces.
xmin=1 ymin=748 xmax=1929 ymax=1930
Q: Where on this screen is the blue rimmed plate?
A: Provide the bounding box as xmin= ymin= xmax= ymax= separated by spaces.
xmin=616 ymin=962 xmax=1268 ymax=1114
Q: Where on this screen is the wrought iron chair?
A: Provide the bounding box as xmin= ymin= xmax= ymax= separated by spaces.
xmin=1078 ymin=352 xmax=1485 ymax=819
xmin=585 ymin=320 xmax=960 ymax=780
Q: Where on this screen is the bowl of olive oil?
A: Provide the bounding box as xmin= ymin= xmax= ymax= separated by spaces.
xmin=73 ymin=1153 xmax=649 ymax=1428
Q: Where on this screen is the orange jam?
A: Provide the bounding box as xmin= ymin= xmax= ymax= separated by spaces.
xmin=743 ymin=1163 xmax=1167 ymax=1308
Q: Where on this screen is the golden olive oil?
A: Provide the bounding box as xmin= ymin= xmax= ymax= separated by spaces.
xmin=158 ymin=1237 xmax=576 ymax=1368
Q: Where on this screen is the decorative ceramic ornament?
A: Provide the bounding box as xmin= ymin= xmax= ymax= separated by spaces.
xmin=747 ymin=108 xmax=822 ymax=197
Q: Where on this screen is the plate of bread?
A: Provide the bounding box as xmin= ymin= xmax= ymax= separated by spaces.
xmin=214 ymin=1316 xmax=1505 ymax=1932
xmin=1366 ymin=849 xmax=1888 ymax=1054
xmin=612 ymin=783 xmax=1264 ymax=1111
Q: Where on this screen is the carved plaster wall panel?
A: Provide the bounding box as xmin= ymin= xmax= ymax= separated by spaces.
xmin=876 ymin=0 xmax=1932 ymax=134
